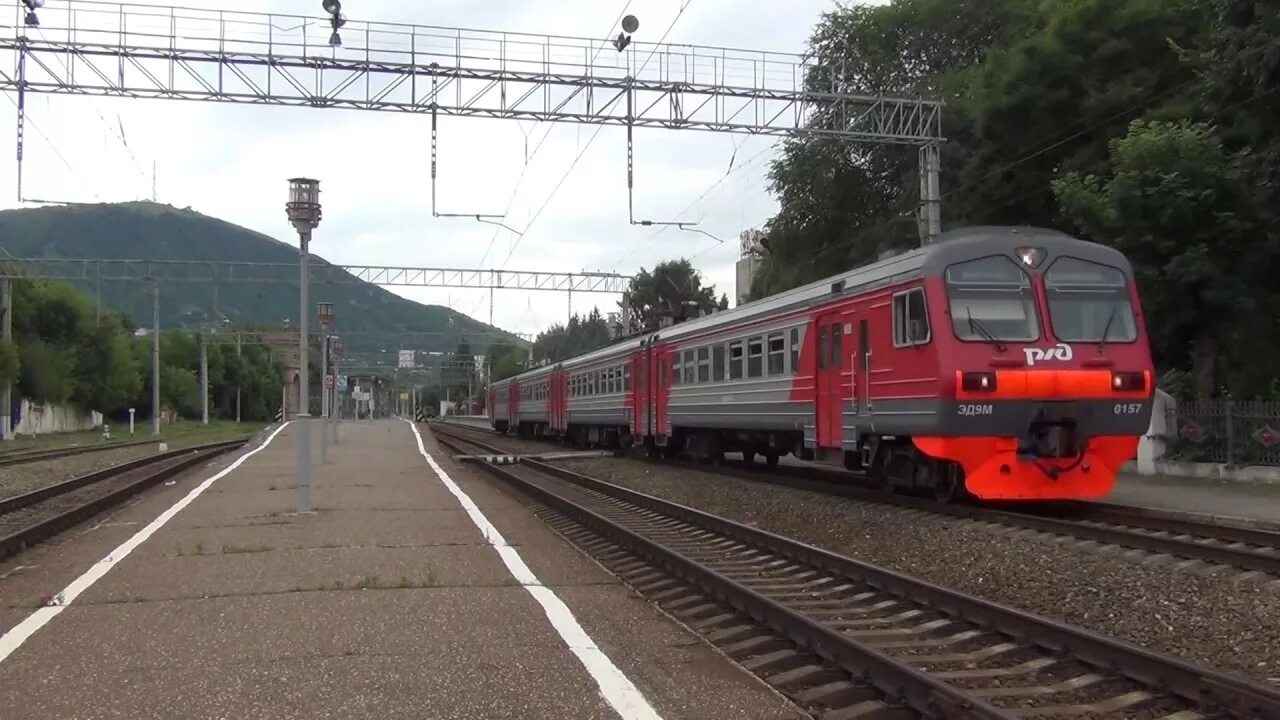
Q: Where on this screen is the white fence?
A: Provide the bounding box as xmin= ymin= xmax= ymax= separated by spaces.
xmin=12 ymin=399 xmax=103 ymax=436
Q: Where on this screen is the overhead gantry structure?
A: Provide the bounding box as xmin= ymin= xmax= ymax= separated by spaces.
xmin=0 ymin=0 xmax=946 ymax=242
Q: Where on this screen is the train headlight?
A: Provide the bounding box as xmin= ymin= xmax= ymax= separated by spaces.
xmin=1015 ymin=247 xmax=1045 ymax=268
xmin=1111 ymin=371 xmax=1146 ymax=392
xmin=961 ymin=371 xmax=998 ymax=392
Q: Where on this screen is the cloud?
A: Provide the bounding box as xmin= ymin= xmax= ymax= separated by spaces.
xmin=0 ymin=0 xmax=834 ymax=342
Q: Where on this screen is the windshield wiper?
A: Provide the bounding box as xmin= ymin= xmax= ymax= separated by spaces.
xmin=967 ymin=308 xmax=1008 ymax=352
xmin=1097 ymin=305 xmax=1118 ymax=351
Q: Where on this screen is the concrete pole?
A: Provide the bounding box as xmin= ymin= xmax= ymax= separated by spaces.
xmin=235 ymin=332 xmax=242 ymax=423
xmin=152 ymin=282 xmax=161 ymax=436
xmin=199 ymin=332 xmax=209 ymax=425
xmin=319 ymin=335 xmax=328 ymax=465
xmin=331 ymin=351 xmax=340 ymax=445
xmin=0 ymin=278 xmax=10 ymax=442
xmin=297 ymin=228 xmax=312 ymax=513
xmin=919 ymin=142 xmax=942 ymax=245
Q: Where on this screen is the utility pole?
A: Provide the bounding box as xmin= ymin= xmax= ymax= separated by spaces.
xmin=199 ymin=331 xmax=208 ymax=425
xmin=317 ymin=302 xmax=333 ymax=465
xmin=235 ymin=331 xmax=242 ymax=423
xmin=0 ymin=278 xmax=10 ymax=442
xmin=152 ymin=281 xmax=161 ymax=436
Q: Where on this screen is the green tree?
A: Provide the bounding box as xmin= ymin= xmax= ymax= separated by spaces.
xmin=1053 ymin=119 xmax=1262 ymax=399
xmin=487 ymin=341 xmax=529 ymax=381
xmin=952 ymin=0 xmax=1208 ymax=228
xmin=621 ymin=260 xmax=725 ymax=332
xmin=532 ymin=311 xmax=613 ymax=364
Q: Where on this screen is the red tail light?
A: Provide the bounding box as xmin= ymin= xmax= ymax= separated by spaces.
xmin=961 ymin=371 xmax=997 ymax=392
xmin=1111 ymin=371 xmax=1146 ymax=392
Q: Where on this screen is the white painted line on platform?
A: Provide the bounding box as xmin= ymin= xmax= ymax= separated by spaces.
xmin=0 ymin=422 xmax=292 ymax=665
xmin=406 ymin=420 xmax=664 ymax=720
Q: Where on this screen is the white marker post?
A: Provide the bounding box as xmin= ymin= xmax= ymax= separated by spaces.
xmin=128 ymin=408 xmax=136 ymax=436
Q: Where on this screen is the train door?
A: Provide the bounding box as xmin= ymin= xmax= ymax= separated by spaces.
xmin=633 ymin=347 xmax=649 ymax=439
xmin=508 ymin=384 xmax=519 ymax=427
xmin=856 ymin=319 xmax=871 ymax=418
xmin=550 ymin=369 xmax=565 ymax=432
xmin=652 ymin=343 xmax=672 ymax=442
xmin=814 ymin=312 xmax=846 ymax=448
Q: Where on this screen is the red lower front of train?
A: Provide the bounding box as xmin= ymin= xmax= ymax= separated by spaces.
xmin=912 ymin=435 xmax=1140 ymax=500
xmin=913 ymin=368 xmax=1153 ymax=501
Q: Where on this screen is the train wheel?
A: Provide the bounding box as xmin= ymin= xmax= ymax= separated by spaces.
xmin=742 ymin=450 xmax=756 ymax=464
xmin=764 ymin=452 xmax=779 ymax=469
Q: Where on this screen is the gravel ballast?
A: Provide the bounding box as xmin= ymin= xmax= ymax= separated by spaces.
xmin=0 ymin=444 xmax=162 ymax=500
xmin=543 ymin=455 xmax=1280 ymax=686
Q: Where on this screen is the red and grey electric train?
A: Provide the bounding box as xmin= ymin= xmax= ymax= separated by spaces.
xmin=487 ymin=226 xmax=1155 ymax=502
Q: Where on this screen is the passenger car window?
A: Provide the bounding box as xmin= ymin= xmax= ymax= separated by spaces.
xmin=788 ymin=328 xmax=800 ymax=373
xmin=892 ymin=289 xmax=931 ymax=347
xmin=729 ymin=341 xmax=744 ymax=380
xmin=767 ymin=333 xmax=785 ymax=376
xmin=713 ymin=345 xmax=725 ymax=381
xmin=747 ymin=336 xmax=764 ymax=378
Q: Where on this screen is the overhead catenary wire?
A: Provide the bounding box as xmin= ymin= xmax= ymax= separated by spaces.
xmin=468 ymin=0 xmax=638 ymax=320
xmin=497 ymin=0 xmax=696 ymax=273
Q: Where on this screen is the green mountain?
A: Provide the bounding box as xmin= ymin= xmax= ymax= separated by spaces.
xmin=0 ymin=201 xmax=523 ymax=356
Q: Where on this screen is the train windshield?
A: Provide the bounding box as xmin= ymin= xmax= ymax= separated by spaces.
xmin=945 ymin=256 xmax=1040 ymax=342
xmin=1044 ymin=256 xmax=1138 ymax=342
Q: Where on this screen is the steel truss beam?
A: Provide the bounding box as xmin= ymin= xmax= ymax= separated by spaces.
xmin=0 ymin=256 xmax=629 ymax=292
xmin=0 ymin=0 xmax=943 ymax=143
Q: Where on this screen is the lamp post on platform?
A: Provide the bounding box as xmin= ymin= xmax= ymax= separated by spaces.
xmin=286 ymin=177 xmax=322 ymax=514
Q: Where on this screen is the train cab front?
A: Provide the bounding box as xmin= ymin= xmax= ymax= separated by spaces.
xmin=916 ymin=368 xmax=1154 ymax=500
xmin=911 ymin=240 xmax=1155 ymax=501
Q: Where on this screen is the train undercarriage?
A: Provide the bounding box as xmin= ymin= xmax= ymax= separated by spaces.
xmin=496 ymin=415 xmax=1125 ymax=503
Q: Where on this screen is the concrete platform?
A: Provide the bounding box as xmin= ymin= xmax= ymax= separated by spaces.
xmin=1106 ymin=472 xmax=1280 ymax=524
xmin=0 ymin=419 xmax=802 ymax=720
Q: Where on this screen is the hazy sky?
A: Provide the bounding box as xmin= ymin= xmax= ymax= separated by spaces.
xmin=0 ymin=0 xmax=858 ymax=341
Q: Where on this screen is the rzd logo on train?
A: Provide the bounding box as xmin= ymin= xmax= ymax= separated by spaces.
xmin=1023 ymin=343 xmax=1072 ymax=366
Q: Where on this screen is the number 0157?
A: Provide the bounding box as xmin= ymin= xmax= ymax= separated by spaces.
xmin=1114 ymin=403 xmax=1143 ymax=415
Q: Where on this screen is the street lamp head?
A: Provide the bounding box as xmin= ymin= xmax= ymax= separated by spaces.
xmin=321 ymin=0 xmax=341 ymax=14
xmin=318 ymin=301 xmax=334 ymax=328
xmin=286 ymin=177 xmax=322 ymax=232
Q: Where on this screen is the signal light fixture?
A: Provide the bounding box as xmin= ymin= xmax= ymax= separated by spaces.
xmin=322 ymin=0 xmax=347 ymax=47
xmin=613 ymin=15 xmax=639 ymax=53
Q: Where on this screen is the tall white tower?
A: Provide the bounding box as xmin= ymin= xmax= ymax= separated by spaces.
xmin=735 ymin=228 xmax=766 ymax=306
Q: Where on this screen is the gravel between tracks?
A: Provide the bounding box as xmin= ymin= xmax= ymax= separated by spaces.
xmin=0 ymin=444 xmax=161 ymax=500
xmin=540 ymin=454 xmax=1280 ymax=686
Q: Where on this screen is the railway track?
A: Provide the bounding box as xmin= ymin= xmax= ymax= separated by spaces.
xmin=431 ymin=423 xmax=1280 ymax=720
xmin=0 ymin=439 xmax=247 ymax=562
xmin=0 ymin=439 xmax=155 ymax=468
xmin=433 ymin=422 xmax=1280 ymax=580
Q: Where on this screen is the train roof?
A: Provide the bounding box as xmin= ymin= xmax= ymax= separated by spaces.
xmin=655 ymin=225 xmax=1120 ymax=345
xmin=493 ymin=226 xmax=1124 ymax=385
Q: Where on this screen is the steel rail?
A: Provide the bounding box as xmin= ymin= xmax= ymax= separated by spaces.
xmin=0 ymin=439 xmax=156 ymax=468
xmin=432 ymin=427 xmax=1013 ymax=720
xmin=0 ymin=439 xmax=248 ymax=562
xmin=432 ymin=423 xmax=1280 ymax=719
xmin=434 ymin=423 xmax=1280 ymax=576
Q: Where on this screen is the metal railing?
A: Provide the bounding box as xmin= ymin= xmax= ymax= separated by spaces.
xmin=1162 ymin=399 xmax=1280 ymax=467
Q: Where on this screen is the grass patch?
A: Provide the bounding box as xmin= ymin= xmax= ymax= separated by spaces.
xmin=160 ymin=420 xmax=268 ymax=449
